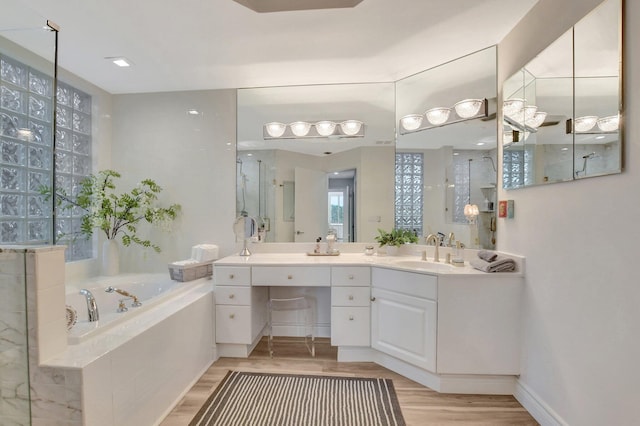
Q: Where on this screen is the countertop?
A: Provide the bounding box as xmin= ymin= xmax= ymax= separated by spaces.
xmin=214 ymin=252 xmax=524 ymax=277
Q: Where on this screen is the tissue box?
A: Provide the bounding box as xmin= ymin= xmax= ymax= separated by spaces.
xmin=168 ymin=260 xmax=213 ymax=282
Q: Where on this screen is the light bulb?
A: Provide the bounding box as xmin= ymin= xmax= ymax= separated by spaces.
xmin=315 ymin=121 xmax=336 ymax=136
xmin=526 ymin=111 xmax=547 ymax=128
xmin=454 ymin=99 xmax=483 ymax=119
xmin=400 ymin=114 xmax=423 ymax=131
xmin=574 ymin=116 xmax=598 ymax=132
xmin=340 ymin=120 xmax=363 ymax=136
xmin=265 ymin=122 xmax=286 ymax=138
xmin=503 ymin=98 xmax=525 ymax=118
xmin=425 ymin=107 xmax=451 ymax=125
xmin=597 ymin=115 xmax=619 ymax=132
xmin=290 ymin=121 xmax=311 ymax=137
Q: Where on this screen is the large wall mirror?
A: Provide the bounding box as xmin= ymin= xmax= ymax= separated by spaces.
xmin=503 ymin=0 xmax=622 ymax=189
xmin=396 ymin=46 xmax=498 ymax=249
xmin=236 ymin=83 xmax=396 ymax=243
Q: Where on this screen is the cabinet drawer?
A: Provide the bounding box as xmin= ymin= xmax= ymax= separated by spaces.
xmin=214 ymin=266 xmax=251 ymax=286
xmin=331 ymin=266 xmax=371 ymax=286
xmin=331 ymin=286 xmax=370 ymax=307
xmin=331 ymin=306 xmax=370 ymax=347
xmin=215 ymin=305 xmax=252 ymax=344
xmin=215 ymin=286 xmax=251 ymax=305
xmin=372 ymin=267 xmax=437 ymax=300
xmin=252 ymin=266 xmax=330 ymax=287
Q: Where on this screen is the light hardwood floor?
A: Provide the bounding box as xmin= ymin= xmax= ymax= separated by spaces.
xmin=161 ymin=338 xmax=538 ymax=426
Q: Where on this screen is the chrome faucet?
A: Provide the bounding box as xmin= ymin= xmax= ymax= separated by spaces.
xmin=105 ymin=286 xmax=142 ymax=307
xmin=447 ymin=232 xmax=456 ymax=247
xmin=425 ymin=234 xmax=440 ymax=263
xmin=79 ymin=289 xmax=99 ymax=322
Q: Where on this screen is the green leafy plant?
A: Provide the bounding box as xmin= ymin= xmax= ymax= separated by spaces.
xmin=42 ymin=169 xmax=181 ymax=252
xmin=374 ymin=228 xmax=419 ymax=247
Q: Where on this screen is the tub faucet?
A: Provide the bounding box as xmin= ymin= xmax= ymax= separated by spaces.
xmin=105 ymin=286 xmax=142 ymax=307
xmin=79 ymin=289 xmax=99 ymax=322
xmin=425 ymin=234 xmax=440 ymax=263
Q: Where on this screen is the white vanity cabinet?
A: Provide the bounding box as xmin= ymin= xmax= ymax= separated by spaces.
xmin=213 ymin=266 xmax=267 ymax=353
xmin=330 ymin=266 xmax=371 ymax=347
xmin=371 ymin=268 xmax=437 ymax=371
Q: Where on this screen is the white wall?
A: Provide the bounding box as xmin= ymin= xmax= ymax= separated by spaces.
xmin=498 ymin=0 xmax=640 ymax=424
xmin=111 ymin=90 xmax=237 ymax=272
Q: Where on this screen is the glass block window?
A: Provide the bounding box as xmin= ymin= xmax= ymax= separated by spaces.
xmin=0 ymin=53 xmax=93 ymax=261
xmin=394 ymin=152 xmax=423 ymax=236
xmin=503 ymin=147 xmax=534 ymax=189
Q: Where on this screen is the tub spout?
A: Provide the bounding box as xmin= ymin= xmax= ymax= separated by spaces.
xmin=105 ymin=286 xmax=142 ymax=307
xmin=79 ymin=289 xmax=99 ymax=322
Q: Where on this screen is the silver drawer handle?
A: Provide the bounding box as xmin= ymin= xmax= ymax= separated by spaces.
xmin=229 ymin=274 xmax=235 ymax=279
xmin=229 ymin=294 xmax=235 ymax=299
xmin=349 ymin=315 xmax=354 ymax=321
xmin=348 ymin=274 xmax=354 ymax=279
xmin=370 ymin=297 xmax=376 ymax=302
xmin=348 ymin=295 xmax=354 ymax=301
xmin=229 ymin=314 xmax=235 ymax=319
xmin=287 ymin=275 xmax=293 ymax=280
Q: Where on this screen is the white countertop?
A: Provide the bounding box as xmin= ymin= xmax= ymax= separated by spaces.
xmin=215 ymin=252 xmax=524 ymax=277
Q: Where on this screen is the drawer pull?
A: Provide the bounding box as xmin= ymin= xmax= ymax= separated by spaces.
xmin=349 ymin=315 xmax=354 ymax=321
xmin=287 ymin=275 xmax=293 ymax=280
xmin=229 ymin=313 xmax=235 ymax=319
xmin=229 ymin=274 xmax=235 ymax=279
xmin=348 ymin=274 xmax=354 ymax=279
xmin=348 ymin=295 xmax=354 ymax=301
xmin=229 ymin=294 xmax=235 ymax=299
xmin=370 ymin=297 xmax=376 ymax=302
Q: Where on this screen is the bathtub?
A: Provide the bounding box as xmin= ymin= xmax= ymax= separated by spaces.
xmin=66 ymin=273 xmax=208 ymax=344
xmin=47 ymin=272 xmax=216 ymax=425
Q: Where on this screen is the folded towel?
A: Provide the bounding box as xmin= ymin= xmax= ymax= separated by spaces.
xmin=470 ymin=256 xmax=516 ymax=273
xmin=478 ymin=250 xmax=498 ymax=262
xmin=191 ymin=244 xmax=219 ymax=262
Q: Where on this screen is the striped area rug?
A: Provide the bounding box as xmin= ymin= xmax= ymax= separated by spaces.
xmin=190 ymin=371 xmax=406 ymax=426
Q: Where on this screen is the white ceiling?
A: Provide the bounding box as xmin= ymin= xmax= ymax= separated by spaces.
xmin=6 ymin=0 xmax=538 ymax=94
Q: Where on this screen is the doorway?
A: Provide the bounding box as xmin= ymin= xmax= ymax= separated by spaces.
xmin=328 ymin=169 xmax=356 ymax=242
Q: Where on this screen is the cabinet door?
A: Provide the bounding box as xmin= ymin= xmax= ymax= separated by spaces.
xmin=371 ymin=288 xmax=436 ymax=372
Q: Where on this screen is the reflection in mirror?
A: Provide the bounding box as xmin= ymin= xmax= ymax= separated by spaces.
xmin=396 ymin=46 xmax=498 ymax=249
xmin=233 ymin=215 xmax=258 ymax=256
xmin=237 ymin=83 xmax=396 ymax=243
xmin=502 ymin=0 xmax=622 ymax=188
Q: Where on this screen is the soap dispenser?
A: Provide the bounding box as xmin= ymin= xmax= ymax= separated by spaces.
xmin=314 ymin=237 xmax=322 ymax=254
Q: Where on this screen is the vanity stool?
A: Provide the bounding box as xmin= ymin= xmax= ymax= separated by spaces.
xmin=267 ymin=296 xmax=316 ymax=358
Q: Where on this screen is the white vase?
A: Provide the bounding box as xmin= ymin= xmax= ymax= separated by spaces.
xmin=385 ymin=245 xmax=399 ymax=256
xmin=102 ymin=239 xmax=120 ymax=276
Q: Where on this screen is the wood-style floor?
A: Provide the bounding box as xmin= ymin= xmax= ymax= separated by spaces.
xmin=160 ymin=337 xmax=538 ymax=426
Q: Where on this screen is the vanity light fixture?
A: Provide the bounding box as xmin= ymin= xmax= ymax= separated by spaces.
xmin=525 ymin=111 xmax=547 ymax=128
xmin=566 ymin=114 xmax=618 ymax=134
xmin=399 ymin=98 xmax=489 ymax=135
xmin=263 ymin=120 xmax=365 ymax=139
xmin=502 ymin=98 xmax=525 ymax=118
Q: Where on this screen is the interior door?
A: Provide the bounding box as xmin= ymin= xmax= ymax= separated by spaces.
xmin=294 ymin=167 xmax=328 ymax=242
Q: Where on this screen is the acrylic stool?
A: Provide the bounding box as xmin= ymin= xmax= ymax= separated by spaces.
xmin=267 ymin=296 xmax=315 ymax=358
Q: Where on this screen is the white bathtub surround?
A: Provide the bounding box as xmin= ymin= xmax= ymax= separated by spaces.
xmin=46 ymin=275 xmax=215 ymax=426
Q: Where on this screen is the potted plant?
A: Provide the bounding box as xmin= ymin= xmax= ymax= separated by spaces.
xmin=374 ymin=228 xmax=418 ymax=255
xmin=43 ymin=169 xmax=181 ymax=275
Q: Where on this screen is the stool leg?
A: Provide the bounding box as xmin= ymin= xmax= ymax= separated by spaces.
xmin=268 ymin=299 xmax=274 ymax=358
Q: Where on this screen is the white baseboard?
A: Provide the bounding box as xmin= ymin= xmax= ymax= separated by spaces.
xmin=514 ymin=380 xmax=568 ymax=426
xmin=337 ymin=346 xmax=375 ymax=362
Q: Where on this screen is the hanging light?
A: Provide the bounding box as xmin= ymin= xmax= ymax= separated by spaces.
xmin=340 ymin=120 xmax=363 ymax=136
xmin=574 ymin=116 xmax=598 ymax=132
xmin=503 ymin=98 xmax=525 ymax=119
xmin=525 ymin=111 xmax=547 ymax=128
xmin=464 ymin=158 xmax=479 ymax=223
xmin=454 ymin=99 xmax=483 ymax=119
xmin=425 ymin=107 xmax=451 ymax=125
xmin=265 ymin=122 xmax=286 ymax=138
xmin=315 ymin=121 xmax=337 ymax=136
xmin=290 ymin=121 xmax=312 ymax=137
xmin=400 ymin=114 xmax=424 ymax=131
xmin=597 ymin=115 xmax=619 ymax=132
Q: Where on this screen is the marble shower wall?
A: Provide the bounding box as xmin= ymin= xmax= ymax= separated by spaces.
xmin=0 ymin=249 xmax=30 ymax=426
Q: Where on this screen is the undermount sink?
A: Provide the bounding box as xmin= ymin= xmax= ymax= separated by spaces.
xmin=393 ymin=260 xmax=456 ymax=270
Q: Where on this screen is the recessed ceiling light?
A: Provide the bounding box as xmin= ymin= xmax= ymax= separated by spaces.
xmin=453 ymin=152 xmax=459 ymax=156
xmin=476 ymin=142 xmax=486 ymax=146
xmin=595 ymin=135 xmax=606 ymax=140
xmin=561 ymin=147 xmax=569 ymax=151
xmin=333 ymin=172 xmax=339 ymax=175
xmin=247 ymin=153 xmax=253 ymax=156
xmin=106 ymin=57 xmax=132 ymax=67
xmin=187 ymin=109 xmax=200 ymax=115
